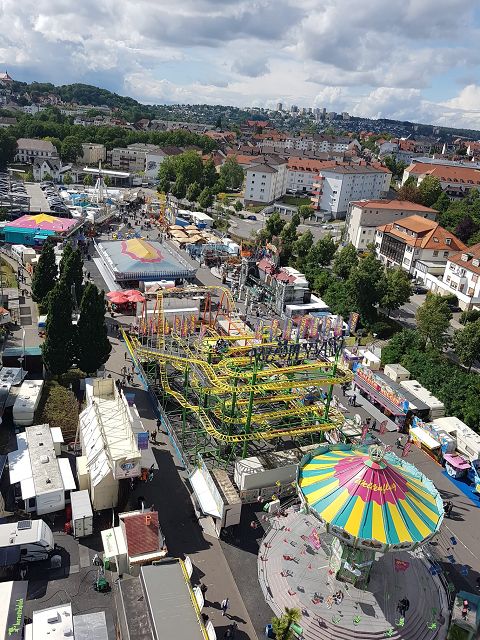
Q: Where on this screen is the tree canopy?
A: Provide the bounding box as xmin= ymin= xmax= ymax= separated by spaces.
xmin=415 ymin=293 xmax=452 ymax=350
xmin=219 ymin=157 xmax=244 ymax=190
xmin=77 ymin=284 xmax=112 ymax=374
xmin=454 ymin=319 xmax=480 ymax=372
xmin=42 ymin=279 xmax=75 ymax=375
xmin=31 ymin=240 xmax=58 ymax=303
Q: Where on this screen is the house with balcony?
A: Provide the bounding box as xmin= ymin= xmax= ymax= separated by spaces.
xmin=375 ymin=215 xmax=466 ymax=282
xmin=426 ymin=245 xmax=480 ymax=310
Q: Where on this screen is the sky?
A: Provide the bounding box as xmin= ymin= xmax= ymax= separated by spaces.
xmin=2 ymin=0 xmax=480 ymax=129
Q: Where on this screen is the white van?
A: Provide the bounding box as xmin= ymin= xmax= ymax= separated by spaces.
xmin=0 ymin=519 xmax=54 ymax=563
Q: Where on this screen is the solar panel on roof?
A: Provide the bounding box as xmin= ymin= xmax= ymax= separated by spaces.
xmin=17 ymin=520 xmax=32 ymax=530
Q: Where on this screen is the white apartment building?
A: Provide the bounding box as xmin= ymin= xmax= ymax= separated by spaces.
xmin=375 ymin=215 xmax=466 ymax=281
xmin=244 ymin=156 xmax=288 ymax=204
xmin=81 ymin=142 xmax=106 ymax=165
xmin=345 ymin=199 xmax=438 ymax=250
xmin=426 ymin=244 xmax=480 ymax=310
xmin=311 ymin=164 xmax=392 ymax=219
xmin=257 ymin=135 xmax=358 ymax=155
xmin=287 ymin=157 xmax=331 ymax=194
xmin=110 ymin=143 xmax=166 ymax=176
xmin=15 ymin=138 xmax=57 ymax=164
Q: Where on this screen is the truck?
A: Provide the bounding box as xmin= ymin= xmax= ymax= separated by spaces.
xmin=0 ymin=519 xmax=54 ymax=564
xmin=70 ymin=490 xmax=93 ymax=538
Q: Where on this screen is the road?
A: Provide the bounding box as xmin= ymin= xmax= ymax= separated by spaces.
xmin=229 ymin=211 xmax=343 ymax=242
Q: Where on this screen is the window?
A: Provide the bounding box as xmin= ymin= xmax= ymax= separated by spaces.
xmin=260 ymin=189 xmax=265 ymax=193
xmin=443 ymin=251 xmax=449 ymax=258
xmin=433 ymin=250 xmax=439 ymax=257
xmin=262 ymin=174 xmax=266 ymax=179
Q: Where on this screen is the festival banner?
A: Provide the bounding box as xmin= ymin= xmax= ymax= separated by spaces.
xmin=379 ymin=420 xmax=388 ymax=435
xmin=333 ymin=315 xmax=344 ymax=338
xmin=174 ymin=315 xmax=181 ymax=336
xmin=255 ymin=319 xmax=264 ymax=341
xmin=283 ymin=318 xmax=293 ymax=341
xmin=190 ymin=314 xmax=196 ymax=333
xmin=270 ymin=318 xmax=279 ymax=341
xmin=361 ymin=423 xmax=369 ymax=442
xmin=310 ymin=316 xmax=321 ymax=339
xmin=348 ymin=312 xmax=360 ymax=335
xmin=402 ymin=441 xmax=412 ymax=458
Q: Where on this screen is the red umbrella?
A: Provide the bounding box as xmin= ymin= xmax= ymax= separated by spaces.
xmin=127 ymin=292 xmax=146 ymax=303
xmin=107 ymin=291 xmax=129 ymax=304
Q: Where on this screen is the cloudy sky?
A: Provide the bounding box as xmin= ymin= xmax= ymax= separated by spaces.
xmin=2 ymin=0 xmax=480 ymax=128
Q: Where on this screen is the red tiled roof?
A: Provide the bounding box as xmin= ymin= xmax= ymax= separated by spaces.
xmin=377 ymin=215 xmax=466 ymax=252
xmin=350 ymin=199 xmax=438 ymax=213
xmin=448 ymin=243 xmax=480 ymax=276
xmin=406 ymin=162 xmax=480 ymax=185
xmin=123 ymin=512 xmax=160 ymax=557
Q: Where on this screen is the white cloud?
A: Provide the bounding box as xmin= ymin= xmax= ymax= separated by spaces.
xmin=1 ymin=0 xmax=480 ymax=129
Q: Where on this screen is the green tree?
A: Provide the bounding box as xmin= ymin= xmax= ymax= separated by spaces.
xmin=415 ymin=293 xmax=452 ymax=349
xmin=265 ymin=212 xmax=286 ymax=241
xmin=42 ymin=279 xmax=74 ymax=375
xmin=186 ymin=181 xmax=201 ymax=202
xmin=397 ymin=180 xmax=422 ymax=204
xmin=454 ymin=319 xmax=480 ymax=372
xmin=43 ymin=136 xmax=62 ymax=154
xmin=271 ymin=608 xmax=302 ymax=640
xmin=381 ymin=268 xmax=412 ymax=315
xmin=347 ymin=252 xmax=387 ymax=324
xmin=297 ymin=204 xmax=313 ymax=220
xmin=279 ymin=214 xmax=301 ymax=265
xmin=63 ymin=172 xmax=73 ymax=185
xmin=418 ymin=175 xmax=443 ymax=207
xmin=172 ymin=175 xmax=187 ymax=199
xmin=381 ymin=328 xmax=424 ymax=365
xmin=61 ymin=247 xmax=84 ymax=305
xmin=293 ymin=230 xmax=314 ymax=267
xmin=24 ymin=170 xmax=34 ymax=182
xmin=60 ymin=135 xmax=83 ymax=162
xmin=43 ymin=173 xmax=53 ymax=182
xmin=303 ymin=235 xmax=336 ymax=277
xmin=158 ymin=176 xmax=170 ymax=194
xmin=83 ymin=174 xmax=93 ymax=186
xmin=59 ymin=242 xmax=73 ymax=277
xmin=323 ymin=279 xmax=353 ymax=317
xmin=203 ymin=158 xmax=218 ymax=188
xmin=333 ymin=243 xmax=358 ymax=280
xmin=234 ymin=200 xmax=243 ymax=212
xmin=77 ymin=283 xmax=112 ymax=374
xmin=176 ymin=150 xmax=204 ymax=185
xmin=0 ymin=130 xmax=17 ymax=169
xmin=103 ymin=175 xmax=111 ymax=187
xmin=31 ymin=240 xmax=58 ymax=303
xmin=219 ymin=157 xmax=244 ymax=190
xmin=198 ymin=186 xmax=214 ymax=210
xmin=432 ymin=191 xmax=450 ymax=213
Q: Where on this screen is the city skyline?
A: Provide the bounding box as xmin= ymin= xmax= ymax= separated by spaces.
xmin=1 ymin=0 xmax=480 ymax=128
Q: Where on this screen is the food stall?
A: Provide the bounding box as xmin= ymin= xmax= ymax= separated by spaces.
xmin=443 ymin=453 xmax=471 ymax=479
xmin=409 ymin=426 xmax=442 ymax=461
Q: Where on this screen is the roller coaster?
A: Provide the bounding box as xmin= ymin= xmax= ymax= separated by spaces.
xmin=124 ymin=285 xmax=353 ymax=469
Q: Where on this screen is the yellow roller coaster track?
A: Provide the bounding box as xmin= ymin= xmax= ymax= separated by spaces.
xmin=124 ymin=331 xmax=350 ymax=444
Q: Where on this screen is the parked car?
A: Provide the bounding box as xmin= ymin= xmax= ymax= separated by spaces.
xmin=413 ymin=284 xmax=427 ymax=294
xmin=247 ymin=215 xmax=257 ymax=221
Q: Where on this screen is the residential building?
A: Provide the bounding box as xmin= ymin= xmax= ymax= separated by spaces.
xmin=244 ymin=155 xmax=288 ymax=204
xmin=276 ymin=102 xmax=283 ymax=111
xmin=256 ymin=258 xmax=310 ymax=315
xmin=32 ymin=157 xmax=63 ymax=182
xmin=81 ymin=142 xmax=106 ymax=165
xmin=22 ymin=104 xmax=44 ymax=115
xmin=345 ymin=199 xmax=438 ymax=250
xmin=256 ymin=134 xmax=359 ymax=155
xmin=311 ymin=163 xmax=392 ymax=219
xmin=0 ymin=116 xmax=16 ymax=128
xmin=375 ymin=214 xmax=466 ymax=281
xmin=15 ymin=138 xmax=57 ymax=164
xmin=402 ymin=161 xmax=480 ymax=198
xmin=0 ymin=70 xmax=13 ymax=85
xmin=426 ymin=244 xmax=480 ymax=310
xmin=287 ymin=157 xmax=333 ymax=193
xmin=110 ymin=143 xmax=166 ymax=178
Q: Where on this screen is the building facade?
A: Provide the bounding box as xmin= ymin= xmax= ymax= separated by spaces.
xmin=15 ymin=138 xmax=57 ymax=164
xmin=312 ymin=164 xmax=392 ymax=219
xmin=425 ymin=244 xmax=480 ymax=310
xmin=402 ymin=161 xmax=480 ymax=199
xmin=81 ymin=143 xmax=106 ymax=165
xmin=244 ymin=156 xmax=288 ymax=204
xmin=375 ymin=214 xmax=466 ymax=280
xmin=345 ymin=199 xmax=438 ymax=250
xmin=110 ymin=143 xmax=165 ymax=175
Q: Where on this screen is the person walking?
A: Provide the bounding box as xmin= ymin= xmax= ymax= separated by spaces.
xmin=221 ymin=597 xmax=229 ymax=616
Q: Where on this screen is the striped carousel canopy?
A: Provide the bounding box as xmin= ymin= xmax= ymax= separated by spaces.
xmin=297 ymin=444 xmax=443 ymax=548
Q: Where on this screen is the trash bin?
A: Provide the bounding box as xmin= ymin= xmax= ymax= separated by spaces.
xmin=291 ymin=622 xmax=303 ymax=637
xmin=103 ymin=557 xmax=110 ymax=570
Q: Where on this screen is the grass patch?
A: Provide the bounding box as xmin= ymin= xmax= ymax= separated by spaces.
xmin=35 ymin=380 xmax=79 ymax=442
xmin=280 ymin=195 xmax=312 ymax=206
xmin=0 ymin=259 xmax=17 ymax=288
xmin=246 ymin=204 xmax=264 ymax=213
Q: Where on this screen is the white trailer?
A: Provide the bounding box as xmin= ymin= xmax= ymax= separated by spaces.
xmin=70 ymin=490 xmax=93 ymax=538
xmin=0 ymin=519 xmax=54 ymax=563
xmin=12 ymin=380 xmax=44 ymax=427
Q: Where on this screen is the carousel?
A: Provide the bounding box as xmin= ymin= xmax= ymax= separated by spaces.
xmin=258 ymin=443 xmax=449 ymax=639
xmin=297 ymin=443 xmax=444 ymax=587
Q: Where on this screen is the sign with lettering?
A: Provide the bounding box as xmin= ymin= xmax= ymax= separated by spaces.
xmin=6 ymin=581 xmax=27 ymax=638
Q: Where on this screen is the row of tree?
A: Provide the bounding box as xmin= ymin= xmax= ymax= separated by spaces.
xmin=158 ymin=151 xmax=244 ymax=207
xmin=32 ymin=241 xmax=111 ymax=375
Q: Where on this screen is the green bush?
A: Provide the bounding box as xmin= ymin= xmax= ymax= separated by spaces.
xmin=36 ymin=381 xmax=79 ymax=441
xmin=370 ymin=321 xmax=396 ymax=339
xmin=460 ymin=309 xmax=480 ymax=325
